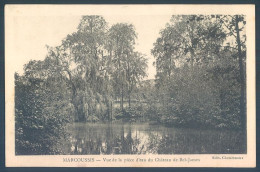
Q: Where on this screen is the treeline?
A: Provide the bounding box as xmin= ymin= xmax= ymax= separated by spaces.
xmin=15 ymin=14 xmax=246 ymax=155
xmin=15 ymin=16 xmax=147 ymax=154
xmin=149 ymin=15 xmax=246 ymax=129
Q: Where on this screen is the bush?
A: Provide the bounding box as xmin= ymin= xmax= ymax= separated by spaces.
xmin=152 ymin=61 xmax=243 ymax=129
xmin=15 ymin=73 xmax=73 ymax=155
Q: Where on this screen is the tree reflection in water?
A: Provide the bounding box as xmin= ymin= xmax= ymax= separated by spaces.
xmin=65 ymin=122 xmax=246 ymax=155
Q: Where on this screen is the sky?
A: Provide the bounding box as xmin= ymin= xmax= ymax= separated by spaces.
xmin=6 ymin=11 xmax=172 ymax=79
xmin=6 ymin=5 xmax=253 ymax=80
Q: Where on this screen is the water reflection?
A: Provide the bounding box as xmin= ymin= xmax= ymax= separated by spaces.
xmin=65 ymin=122 xmax=246 ymax=154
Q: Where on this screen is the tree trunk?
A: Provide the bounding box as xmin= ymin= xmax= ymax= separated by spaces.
xmin=66 ymin=70 xmax=80 ymax=122
xmin=128 ymin=91 xmax=131 ymax=108
xmin=189 ymin=22 xmax=195 ymax=68
xmin=127 ymin=56 xmax=131 ymax=108
xmin=190 ymin=47 xmax=195 ymax=67
xmin=121 ymin=83 xmax=124 ymax=111
xmin=235 ymin=15 xmax=246 ymax=130
xmin=110 ymin=101 xmax=113 ymax=120
xmin=105 ymin=96 xmax=110 ymax=120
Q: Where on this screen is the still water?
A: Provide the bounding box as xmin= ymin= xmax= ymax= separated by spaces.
xmin=64 ymin=122 xmax=246 ymax=155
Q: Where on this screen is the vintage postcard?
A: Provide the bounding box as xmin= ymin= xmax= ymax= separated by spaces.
xmin=5 ymin=5 xmax=255 ymax=167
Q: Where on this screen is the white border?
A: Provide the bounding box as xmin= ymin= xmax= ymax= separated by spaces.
xmin=5 ymin=4 xmax=256 ymax=167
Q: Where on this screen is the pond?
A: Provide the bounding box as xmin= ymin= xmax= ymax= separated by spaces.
xmin=64 ymin=122 xmax=246 ymax=155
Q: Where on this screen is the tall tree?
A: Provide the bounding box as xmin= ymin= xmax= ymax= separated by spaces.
xmin=125 ymin=52 xmax=147 ymax=107
xmin=107 ymin=23 xmax=137 ymax=110
xmin=216 ymin=15 xmax=246 ymax=129
xmin=60 ymin=15 xmax=110 ymax=121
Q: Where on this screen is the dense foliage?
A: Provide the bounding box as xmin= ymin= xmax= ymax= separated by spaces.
xmin=15 ymin=15 xmax=246 ymax=155
xmin=15 ymin=16 xmax=147 ymax=154
xmin=15 ymin=59 xmax=74 ymax=154
xmin=151 ymin=15 xmax=246 ymax=129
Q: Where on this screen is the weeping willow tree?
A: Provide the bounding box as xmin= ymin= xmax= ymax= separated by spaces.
xmin=43 ymin=16 xmax=148 ymax=121
xmin=55 ymin=16 xmax=112 ymax=122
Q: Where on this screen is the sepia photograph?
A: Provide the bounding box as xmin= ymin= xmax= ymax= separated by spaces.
xmin=5 ymin=5 xmax=255 ymax=167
